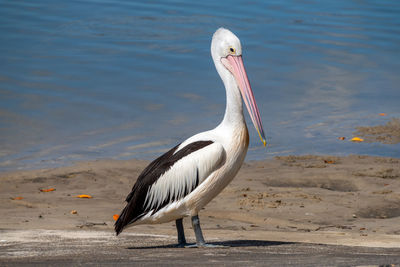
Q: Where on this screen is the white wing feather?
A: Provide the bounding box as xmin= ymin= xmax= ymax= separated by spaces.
xmin=144 ymin=142 xmax=225 ymax=210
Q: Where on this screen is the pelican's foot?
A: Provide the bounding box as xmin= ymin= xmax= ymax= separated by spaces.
xmin=173 ymin=242 xmax=189 ymax=248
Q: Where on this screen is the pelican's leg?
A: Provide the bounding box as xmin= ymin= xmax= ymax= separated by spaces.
xmin=175 ymin=218 xmax=187 ymax=247
xmin=189 ymin=215 xmax=227 ymax=248
xmin=191 ymin=215 xmax=206 ymax=246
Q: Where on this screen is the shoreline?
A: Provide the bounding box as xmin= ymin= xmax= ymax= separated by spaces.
xmin=2 ymin=116 xmax=399 ymax=174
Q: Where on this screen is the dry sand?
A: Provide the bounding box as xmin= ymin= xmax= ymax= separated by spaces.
xmin=1 ymin=154 xmax=399 ymax=250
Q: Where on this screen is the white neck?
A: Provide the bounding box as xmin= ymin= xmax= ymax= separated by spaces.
xmin=214 ymin=59 xmax=245 ymax=128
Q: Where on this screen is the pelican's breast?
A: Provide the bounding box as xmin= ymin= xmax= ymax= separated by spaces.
xmin=185 ymin=123 xmax=249 ymax=214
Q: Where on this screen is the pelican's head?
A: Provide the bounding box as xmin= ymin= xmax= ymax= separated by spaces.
xmin=211 ymin=28 xmax=266 ymax=147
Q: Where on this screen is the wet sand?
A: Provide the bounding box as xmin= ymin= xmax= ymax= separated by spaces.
xmin=1 ymin=230 xmax=400 ymax=266
xmin=355 ymin=118 xmax=400 ymax=144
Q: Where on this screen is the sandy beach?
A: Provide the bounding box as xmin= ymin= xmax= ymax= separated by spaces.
xmin=1 ymin=151 xmax=400 ymax=266
xmin=1 ymin=153 xmax=399 ymax=248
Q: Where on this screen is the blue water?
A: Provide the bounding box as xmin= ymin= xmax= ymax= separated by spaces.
xmin=1 ymin=0 xmax=400 ymax=171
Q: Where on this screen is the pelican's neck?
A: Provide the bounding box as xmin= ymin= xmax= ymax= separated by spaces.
xmin=220 ymin=71 xmax=245 ymax=127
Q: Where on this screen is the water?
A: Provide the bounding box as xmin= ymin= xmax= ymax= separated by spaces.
xmin=1 ymin=0 xmax=399 ymax=171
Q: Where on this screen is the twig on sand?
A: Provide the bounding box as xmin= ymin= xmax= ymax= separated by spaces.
xmin=76 ymin=222 xmax=107 ymax=228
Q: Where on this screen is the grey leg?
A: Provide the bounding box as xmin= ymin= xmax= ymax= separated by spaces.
xmin=175 ymin=218 xmax=187 ymax=247
xmin=190 ymin=215 xmax=227 ymax=248
xmin=191 ymin=215 xmax=206 ymax=246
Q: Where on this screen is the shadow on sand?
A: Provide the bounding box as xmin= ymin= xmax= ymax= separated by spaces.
xmin=128 ymin=240 xmax=294 ymax=249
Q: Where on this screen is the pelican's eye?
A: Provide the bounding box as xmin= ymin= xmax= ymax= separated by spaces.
xmin=229 ymin=47 xmax=236 ymax=54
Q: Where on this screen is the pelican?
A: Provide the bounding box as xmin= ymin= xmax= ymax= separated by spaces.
xmin=115 ymin=28 xmax=266 ymax=247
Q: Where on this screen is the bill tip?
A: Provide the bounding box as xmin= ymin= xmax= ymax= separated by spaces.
xmin=262 ymin=139 xmax=267 ymax=147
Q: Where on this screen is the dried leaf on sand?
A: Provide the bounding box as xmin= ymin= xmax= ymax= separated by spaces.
xmin=77 ymin=194 xmax=92 ymax=199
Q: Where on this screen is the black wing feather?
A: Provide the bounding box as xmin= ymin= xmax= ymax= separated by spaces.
xmin=115 ymin=140 xmax=213 ymax=235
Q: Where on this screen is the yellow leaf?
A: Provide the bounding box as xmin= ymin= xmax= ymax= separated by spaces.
xmin=40 ymin=188 xmax=55 ymax=192
xmin=379 ymin=113 xmax=387 ymax=116
xmin=351 ymin=137 xmax=364 ymax=142
xmin=11 ymin=196 xmax=24 ymax=200
xmin=113 ymin=214 xmax=119 ymax=221
xmin=70 ymin=210 xmax=78 ymax=214
xmin=77 ymin=194 xmax=92 ymax=199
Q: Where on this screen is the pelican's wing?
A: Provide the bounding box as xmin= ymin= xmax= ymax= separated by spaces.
xmin=115 ymin=140 xmax=225 ymax=235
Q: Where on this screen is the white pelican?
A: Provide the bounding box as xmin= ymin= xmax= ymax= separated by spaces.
xmin=115 ymin=28 xmax=266 ymax=247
